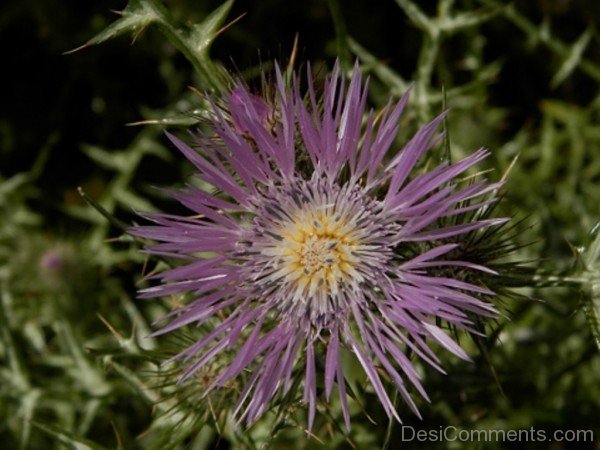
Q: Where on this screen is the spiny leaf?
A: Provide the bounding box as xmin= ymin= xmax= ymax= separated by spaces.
xmin=394 ymin=0 xmax=432 ymax=33
xmin=347 ymin=38 xmax=409 ymax=95
xmin=77 ymin=187 xmax=130 ymax=232
xmin=0 ymin=173 xmax=29 ymax=198
xmin=481 ymin=0 xmax=600 ymax=83
xmin=82 ymin=145 xmax=131 ymax=172
xmin=438 ymin=8 xmax=501 ymax=35
xmin=18 ymin=389 xmax=40 ymax=450
xmin=581 ymin=222 xmax=600 ymax=350
xmin=395 ymin=0 xmax=499 ymax=37
xmin=152 ymin=0 xmax=234 ymax=90
xmin=187 ymin=0 xmax=235 ymax=56
xmin=66 ymin=0 xmax=159 ymax=54
xmin=69 ymin=0 xmax=235 ymax=91
xmin=551 ymin=27 xmax=593 ymax=89
xmin=127 ymin=114 xmax=203 ymax=127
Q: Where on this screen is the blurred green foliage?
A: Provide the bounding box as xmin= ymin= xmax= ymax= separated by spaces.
xmin=1 ymin=0 xmax=600 ymax=448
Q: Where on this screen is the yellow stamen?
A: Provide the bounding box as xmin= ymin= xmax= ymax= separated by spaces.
xmin=266 ymin=206 xmax=362 ymax=299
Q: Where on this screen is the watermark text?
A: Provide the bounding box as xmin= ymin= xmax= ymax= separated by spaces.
xmin=400 ymin=426 xmax=595 ymax=443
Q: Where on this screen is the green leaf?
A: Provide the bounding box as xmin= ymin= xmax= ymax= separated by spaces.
xmin=82 ymin=145 xmax=128 ymax=171
xmin=187 ymin=0 xmax=234 ymax=57
xmin=347 ymin=38 xmax=409 ymax=95
xmin=77 ymin=187 xmax=130 ymax=232
xmin=551 ymin=27 xmax=593 ymax=89
xmin=31 ymin=421 xmax=111 ymax=450
xmin=581 ymin=223 xmax=600 ymax=350
xmin=129 ymin=113 xmax=203 ymax=127
xmin=114 ymin=187 xmax=157 ymax=212
xmin=394 ymin=0 xmax=432 ymax=33
xmin=16 ymin=388 xmax=41 ymax=450
xmin=70 ymin=0 xmax=234 ymax=91
xmin=481 ymin=0 xmax=600 ymax=83
xmin=66 ymin=0 xmax=159 ymax=53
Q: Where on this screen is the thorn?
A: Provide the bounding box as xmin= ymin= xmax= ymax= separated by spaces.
xmin=63 ymin=43 xmax=89 ymax=55
xmin=441 ymin=83 xmax=452 ymax=164
xmin=457 ymin=168 xmax=495 ymax=182
xmin=126 ymin=119 xmax=161 ymax=127
xmin=104 ymin=236 xmax=124 ymax=243
xmin=131 ymin=25 xmax=147 ymax=44
xmin=141 ymin=256 xmax=149 ymax=278
xmin=500 ymin=152 xmax=520 ymax=183
xmin=78 ymin=186 xmax=130 ymax=231
xmin=187 ymin=85 xmax=206 ymax=99
xmin=207 ymin=397 xmax=220 ymax=432
xmin=110 ymin=421 xmax=124 ymax=450
xmin=372 ymin=106 xmax=388 ymax=128
xmin=288 ymin=33 xmax=300 ymax=74
xmin=298 ymin=425 xmax=325 ymax=444
xmin=213 ymin=12 xmax=247 ymax=39
xmin=139 ymin=266 xmax=160 ymax=284
xmin=130 ymin=320 xmax=137 ymax=343
xmin=97 ymin=313 xmax=124 ymax=342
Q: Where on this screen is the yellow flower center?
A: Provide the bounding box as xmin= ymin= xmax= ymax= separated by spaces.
xmin=265 ymin=206 xmax=364 ymax=301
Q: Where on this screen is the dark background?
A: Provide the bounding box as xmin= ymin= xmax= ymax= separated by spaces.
xmin=3 ymin=0 xmax=599 ymax=224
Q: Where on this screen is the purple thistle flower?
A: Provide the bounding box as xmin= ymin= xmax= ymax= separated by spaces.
xmin=132 ymin=61 xmax=507 ymax=429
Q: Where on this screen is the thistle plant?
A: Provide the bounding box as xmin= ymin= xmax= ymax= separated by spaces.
xmin=3 ymin=0 xmax=600 ymax=448
xmin=133 ymin=61 xmax=511 ymax=429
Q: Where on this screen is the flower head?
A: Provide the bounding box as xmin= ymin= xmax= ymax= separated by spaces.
xmin=133 ymin=61 xmax=507 ymax=429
